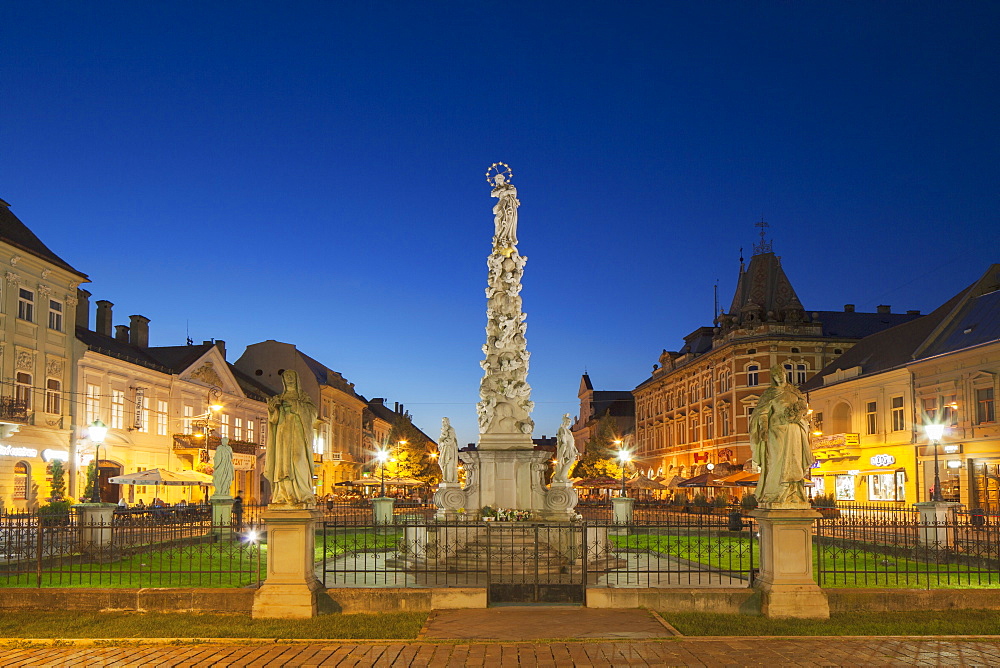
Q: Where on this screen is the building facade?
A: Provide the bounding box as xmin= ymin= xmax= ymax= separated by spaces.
xmin=632 ymin=244 xmax=920 ymax=481
xmin=804 ymin=264 xmax=1000 ymax=508
xmin=0 ymin=199 xmax=87 ymax=511
xmin=570 ymin=373 xmax=635 ymax=453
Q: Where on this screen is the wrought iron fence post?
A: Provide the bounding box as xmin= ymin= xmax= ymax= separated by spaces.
xmin=35 ymin=515 xmax=43 ymax=588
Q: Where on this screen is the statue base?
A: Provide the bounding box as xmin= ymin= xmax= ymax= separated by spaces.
xmin=210 ymin=496 xmax=234 ymax=539
xmin=749 ymin=507 xmax=829 ymax=619
xmin=477 ymin=432 xmax=536 ymax=451
xmin=460 ymin=448 xmax=548 ymax=513
xmin=434 ymin=481 xmax=467 ymax=519
xmin=252 ymin=508 xmax=323 ymax=618
xmin=538 ymin=480 xmax=580 ymax=521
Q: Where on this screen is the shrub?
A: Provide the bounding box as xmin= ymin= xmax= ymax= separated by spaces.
xmin=812 ymin=493 xmax=836 ymax=508
xmin=740 ymin=494 xmax=758 ymax=511
xmin=692 ymin=493 xmax=709 ymax=508
xmin=711 ymin=495 xmax=729 ymax=508
xmin=38 ymin=500 xmax=73 ymax=526
xmin=480 ymin=505 xmax=496 ymax=518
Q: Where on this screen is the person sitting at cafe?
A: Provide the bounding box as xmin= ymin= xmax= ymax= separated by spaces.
xmin=152 ymin=497 xmax=165 ymax=508
xmin=135 ymin=499 xmax=146 ymax=509
xmin=176 ymin=498 xmax=188 ymax=507
xmin=118 ymin=497 xmax=129 ymax=509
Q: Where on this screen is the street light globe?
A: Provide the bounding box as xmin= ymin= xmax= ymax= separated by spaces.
xmin=375 ymin=449 xmax=390 ymax=463
xmin=925 ymin=424 xmax=946 ymax=441
xmin=617 ymin=449 xmax=631 ymax=464
xmin=89 ymin=419 xmax=108 ymax=444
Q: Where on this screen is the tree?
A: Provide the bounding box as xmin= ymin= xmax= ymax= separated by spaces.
xmin=82 ymin=460 xmax=97 ymax=501
xmin=379 ymin=413 xmax=440 ymax=486
xmin=48 ymin=459 xmax=66 ymax=501
xmin=572 ymin=414 xmax=626 ymax=480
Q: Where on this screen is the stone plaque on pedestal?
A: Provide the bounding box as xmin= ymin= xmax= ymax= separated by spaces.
xmin=750 ymin=506 xmax=829 ymax=619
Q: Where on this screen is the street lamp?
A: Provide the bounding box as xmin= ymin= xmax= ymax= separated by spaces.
xmin=375 ymin=448 xmax=390 ymax=498
xmin=88 ymin=419 xmax=108 ymax=503
xmin=925 ymin=423 xmax=946 ymax=502
xmin=617 ymin=447 xmax=631 ymax=497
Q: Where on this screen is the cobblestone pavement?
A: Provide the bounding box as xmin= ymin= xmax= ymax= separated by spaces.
xmin=2 ymin=638 xmax=1000 ymax=666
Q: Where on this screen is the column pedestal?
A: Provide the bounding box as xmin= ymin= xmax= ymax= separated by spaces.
xmin=211 ymin=496 xmax=234 ymax=539
xmin=612 ymin=497 xmax=634 ymax=525
xmin=252 ymin=507 xmax=323 ymax=619
xmin=914 ymin=501 xmax=960 ymax=548
xmin=749 ymin=506 xmax=829 ymax=619
xmin=73 ymin=503 xmax=117 ymax=553
xmin=372 ymin=497 xmax=395 ymax=525
xmin=460 ymin=449 xmax=548 ymax=514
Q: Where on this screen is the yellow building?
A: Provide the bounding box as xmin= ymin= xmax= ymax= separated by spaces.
xmin=633 ymin=238 xmax=920 ymax=481
xmin=0 ymin=198 xmax=88 ymax=511
xmin=74 ymin=299 xmax=271 ymax=505
xmin=804 ymin=264 xmax=1000 ymax=508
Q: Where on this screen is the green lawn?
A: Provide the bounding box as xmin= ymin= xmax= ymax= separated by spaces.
xmin=315 ymin=529 xmax=402 ymax=562
xmin=611 ymin=532 xmax=1000 ymax=589
xmin=0 ymin=541 xmax=265 ymax=588
xmin=0 ymin=610 xmax=426 ymax=640
xmin=661 ymin=609 xmax=1000 ymax=636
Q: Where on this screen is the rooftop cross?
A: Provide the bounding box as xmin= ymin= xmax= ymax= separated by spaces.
xmin=753 ymin=217 xmax=773 ymax=255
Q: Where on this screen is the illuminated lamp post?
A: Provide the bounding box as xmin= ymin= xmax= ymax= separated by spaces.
xmin=376 ymin=448 xmax=390 ymax=498
xmin=88 ymin=419 xmax=108 ymax=503
xmin=617 ymin=447 xmax=632 ymax=497
xmin=925 ymin=423 xmax=946 ymax=502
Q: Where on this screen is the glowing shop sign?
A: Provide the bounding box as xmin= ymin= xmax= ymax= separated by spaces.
xmin=0 ymin=444 xmax=38 ymax=458
xmin=42 ymin=449 xmax=70 ymax=462
xmin=870 ymin=454 xmax=896 ymax=467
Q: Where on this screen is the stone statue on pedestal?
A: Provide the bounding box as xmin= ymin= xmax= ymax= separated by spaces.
xmin=212 ymin=436 xmax=235 ymax=498
xmin=750 ymin=365 xmax=815 ymax=505
xmin=491 ymin=173 xmax=519 ymax=250
xmin=438 ymin=417 xmax=458 ymax=484
xmin=553 ymin=414 xmax=578 ymax=483
xmin=265 ymin=370 xmax=317 ymax=506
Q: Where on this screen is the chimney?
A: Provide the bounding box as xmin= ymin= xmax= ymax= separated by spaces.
xmin=115 ymin=324 xmax=130 ymax=341
xmin=907 ymin=310 xmax=921 ymax=315
xmin=129 ymin=315 xmax=150 ymax=348
xmin=75 ymin=288 xmax=91 ymax=330
xmin=877 ymin=305 xmax=891 ymax=314
xmin=95 ymin=300 xmax=114 ymax=336
xmin=843 ymin=304 xmax=855 ymax=313
xmin=371 ymin=398 xmax=385 ymax=406
xmin=394 ymin=402 xmax=399 ymax=413
xmin=215 ymin=339 xmax=226 ymax=359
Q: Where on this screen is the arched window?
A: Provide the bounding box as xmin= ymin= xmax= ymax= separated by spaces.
xmin=13 ymin=461 xmax=29 ymax=500
xmin=831 ymin=402 xmax=853 ymax=434
xmin=747 ymin=365 xmax=759 ymax=387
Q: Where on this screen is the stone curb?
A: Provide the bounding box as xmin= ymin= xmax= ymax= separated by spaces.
xmin=5 ymin=635 xmax=1000 ymax=646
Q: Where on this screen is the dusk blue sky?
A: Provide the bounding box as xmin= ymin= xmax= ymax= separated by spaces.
xmin=3 ymin=2 xmax=998 ymax=447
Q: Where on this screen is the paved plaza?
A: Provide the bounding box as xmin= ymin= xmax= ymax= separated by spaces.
xmin=2 ymin=608 xmax=1000 ymax=666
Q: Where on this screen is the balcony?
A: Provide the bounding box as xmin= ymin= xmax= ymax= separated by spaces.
xmin=172 ymin=434 xmax=260 ymax=456
xmin=0 ymin=398 xmax=30 ymax=425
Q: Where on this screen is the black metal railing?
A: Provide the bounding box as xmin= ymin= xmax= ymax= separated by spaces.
xmin=319 ymin=513 xmax=757 ymax=594
xmin=814 ymin=511 xmax=1000 ymax=588
xmin=0 ymin=510 xmax=264 ymax=588
xmin=0 ymin=397 xmax=30 ymax=423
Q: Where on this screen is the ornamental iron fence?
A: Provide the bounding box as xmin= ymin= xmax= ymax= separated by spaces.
xmin=0 ymin=509 xmax=263 ymax=588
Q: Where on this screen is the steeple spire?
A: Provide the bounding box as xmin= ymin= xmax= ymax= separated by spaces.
xmin=753 ymin=216 xmax=773 ymax=255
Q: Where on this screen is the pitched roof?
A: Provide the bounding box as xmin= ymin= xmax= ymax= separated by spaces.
xmin=0 ymin=199 xmax=87 ymax=278
xmin=810 ymin=310 xmax=922 ymax=339
xmin=76 ymin=327 xmax=173 ymax=373
xmin=915 ymin=264 xmax=1000 ymax=360
xmin=590 ymin=390 xmax=635 ymax=418
xmin=727 ymin=251 xmax=804 ymax=318
xmin=800 ymin=285 xmax=974 ymax=391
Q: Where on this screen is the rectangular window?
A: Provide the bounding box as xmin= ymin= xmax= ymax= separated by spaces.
xmin=784 ymin=363 xmax=794 ymax=383
xmin=15 ymin=372 xmax=32 ymax=409
xmin=17 ymin=288 xmax=34 ymax=322
xmin=835 ymin=474 xmax=856 ymax=501
xmin=48 ymin=299 xmax=63 ymax=331
xmin=922 ymin=397 xmax=938 ymax=424
xmin=865 ymin=401 xmax=877 ymax=435
xmin=139 ymin=397 xmax=150 ymax=433
xmin=747 ymin=365 xmax=759 ymax=387
xmin=690 ymin=418 xmax=699 ymax=442
xmin=977 ymin=388 xmax=996 ymax=424
xmin=247 ymin=419 xmax=255 ymax=444
xmin=705 ymin=413 xmax=714 ymax=439
xmin=45 ymin=378 xmax=61 ymax=414
xmin=721 ymin=410 xmax=730 ymax=437
xmin=234 ymin=417 xmax=243 ymax=441
xmin=942 ymin=394 xmax=959 ymax=426
xmin=156 ymin=400 xmax=168 ymax=436
xmin=813 ymin=411 xmax=824 ymax=434
xmin=796 ymin=364 xmax=807 ymax=385
xmin=220 ymin=413 xmax=230 ymax=438
xmin=891 ymin=396 xmax=905 ymax=431
xmin=110 ymin=389 xmax=125 ymax=429
xmin=868 ymin=473 xmax=899 ymax=501
xmin=183 ymin=405 xmax=194 ymax=434
xmin=85 ymin=384 xmax=100 ymax=424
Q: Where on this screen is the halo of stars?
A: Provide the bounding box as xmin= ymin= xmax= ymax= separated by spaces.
xmin=485 ymin=162 xmax=513 ymax=186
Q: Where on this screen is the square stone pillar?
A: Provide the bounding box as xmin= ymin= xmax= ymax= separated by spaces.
xmin=749 ymin=506 xmax=829 ymax=619
xmin=612 ymin=497 xmax=634 ymax=524
xmin=73 ymin=503 xmax=117 ymax=553
xmin=372 ymin=497 xmax=395 ymax=525
xmin=211 ymin=496 xmax=234 ymax=539
xmin=460 ymin=449 xmax=548 ymax=513
xmin=914 ymin=501 xmax=961 ymax=549
xmin=252 ymin=507 xmax=323 ymax=619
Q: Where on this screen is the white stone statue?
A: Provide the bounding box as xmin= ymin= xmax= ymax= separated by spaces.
xmin=553 ymin=414 xmax=578 ymax=483
xmin=212 ymin=436 xmax=235 ymax=498
xmin=750 ymin=365 xmax=815 ymax=505
xmin=491 ymin=173 xmax=519 ymax=250
xmin=438 ymin=417 xmax=459 ymax=484
xmin=265 ymin=369 xmax=317 ymax=506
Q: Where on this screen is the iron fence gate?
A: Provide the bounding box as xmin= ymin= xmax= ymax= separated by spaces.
xmin=485 ymin=523 xmax=585 ymax=605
